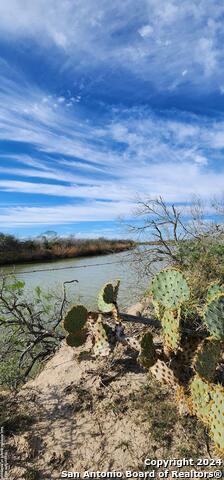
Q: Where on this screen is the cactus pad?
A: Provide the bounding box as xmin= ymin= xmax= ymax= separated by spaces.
xmin=126 ymin=336 xmax=141 ymax=351
xmin=139 ymin=332 xmax=157 ymax=368
xmin=178 ymin=336 xmax=202 ymax=367
xmin=150 ymin=269 xmax=190 ymax=309
xmin=193 ymin=337 xmax=222 ymax=381
xmin=209 ymin=385 xmax=224 ymax=453
xmin=152 ymin=300 xmax=164 ymax=319
xmin=190 ymin=375 xmax=213 ymax=424
xmin=161 ymin=308 xmax=181 ymax=352
xmin=66 ymin=331 xmax=88 ymax=347
xmin=203 ymin=294 xmax=224 ymax=340
xmin=207 ymin=283 xmax=224 ymax=303
xmin=93 ymin=315 xmax=111 ymax=356
xmin=150 ymin=359 xmax=178 ymax=386
xmin=97 ymin=280 xmax=120 ymax=313
xmin=63 ymin=305 xmax=88 ymax=333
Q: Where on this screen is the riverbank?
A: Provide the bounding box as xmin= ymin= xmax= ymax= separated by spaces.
xmin=0 ymin=234 xmax=135 ymax=266
xmin=5 ymin=301 xmax=208 ymax=480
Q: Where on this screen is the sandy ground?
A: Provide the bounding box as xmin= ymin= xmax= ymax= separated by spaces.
xmin=8 ymin=304 xmax=156 ymax=479
xmin=6 ymin=302 xmax=213 ymax=480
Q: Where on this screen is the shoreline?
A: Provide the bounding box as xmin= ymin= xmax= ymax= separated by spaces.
xmin=0 ymin=244 xmax=135 ymax=268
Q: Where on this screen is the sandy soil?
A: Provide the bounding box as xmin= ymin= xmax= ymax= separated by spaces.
xmin=6 ymin=303 xmax=211 ymax=480
xmin=8 ymin=304 xmax=155 ymax=479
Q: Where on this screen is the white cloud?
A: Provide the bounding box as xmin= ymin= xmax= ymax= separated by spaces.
xmin=0 ymin=72 xmax=224 ymax=227
xmin=0 ymin=1 xmax=224 ymax=92
xmin=193 ymin=154 xmax=208 ymax=166
xmin=0 ymin=201 xmax=135 ymax=226
xmin=195 ymin=38 xmax=217 ymax=76
xmin=138 ymin=24 xmax=154 ymax=38
xmin=209 ymin=131 xmax=224 ymax=148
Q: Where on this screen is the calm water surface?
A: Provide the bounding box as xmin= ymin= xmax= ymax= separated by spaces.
xmin=1 ymin=250 xmax=152 ymax=309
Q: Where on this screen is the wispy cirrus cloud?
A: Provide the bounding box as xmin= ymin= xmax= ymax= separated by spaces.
xmin=0 ymin=80 xmax=224 ymax=228
xmin=0 ymin=201 xmax=135 ymax=226
xmin=0 ymin=0 xmax=224 ymax=95
xmin=0 ymin=1 xmax=224 ymax=234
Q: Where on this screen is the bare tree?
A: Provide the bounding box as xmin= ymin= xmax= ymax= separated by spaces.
xmin=128 ymin=195 xmax=224 ymax=277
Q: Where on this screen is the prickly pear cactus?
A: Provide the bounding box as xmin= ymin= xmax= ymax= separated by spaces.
xmin=150 ymin=269 xmax=190 ymax=309
xmin=66 ymin=330 xmax=88 ymax=347
xmin=97 ymin=280 xmax=120 ymax=313
xmin=193 ymin=337 xmax=222 ymax=382
xmin=151 ymin=300 xmax=164 ymax=320
xmin=161 ymin=308 xmax=181 ymax=353
xmin=189 ymin=375 xmax=213 ymax=424
xmin=150 ymin=269 xmax=190 ymax=353
xmin=150 ymin=359 xmax=179 ymax=386
xmin=139 ymin=332 xmax=157 ymax=368
xmin=207 ymin=282 xmax=224 ymax=303
xmin=203 ymin=294 xmax=224 ymax=340
xmin=209 ymin=384 xmax=224 ymax=454
xmin=63 ymin=305 xmax=88 ymax=347
xmin=93 ymin=314 xmax=111 ymax=356
xmin=64 ymin=305 xmax=88 ymax=332
xmin=178 ymin=336 xmax=202 ymax=367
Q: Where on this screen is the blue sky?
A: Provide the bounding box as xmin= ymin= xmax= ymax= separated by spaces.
xmin=0 ymin=0 xmax=224 ymax=238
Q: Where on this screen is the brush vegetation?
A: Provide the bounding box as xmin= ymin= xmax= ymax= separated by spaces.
xmin=0 ymin=232 xmax=135 ymax=265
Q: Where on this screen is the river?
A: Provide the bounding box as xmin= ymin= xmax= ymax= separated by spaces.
xmin=1 ymin=249 xmax=153 ymax=309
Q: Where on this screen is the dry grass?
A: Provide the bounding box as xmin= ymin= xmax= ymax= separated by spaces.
xmin=0 ymin=235 xmax=135 ymax=265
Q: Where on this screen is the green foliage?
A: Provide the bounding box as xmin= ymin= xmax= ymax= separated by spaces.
xmin=0 ymin=351 xmax=23 ymax=389
xmin=0 ymin=275 xmax=63 ymax=389
xmin=203 ymin=294 xmax=224 ymax=339
xmin=177 ymin=238 xmax=224 ymax=303
xmin=177 ymin=239 xmax=224 ymax=272
xmin=97 ymin=279 xmax=120 ymax=313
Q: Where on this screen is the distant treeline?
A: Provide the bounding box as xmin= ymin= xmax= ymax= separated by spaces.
xmin=0 ymin=232 xmax=136 ymax=266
